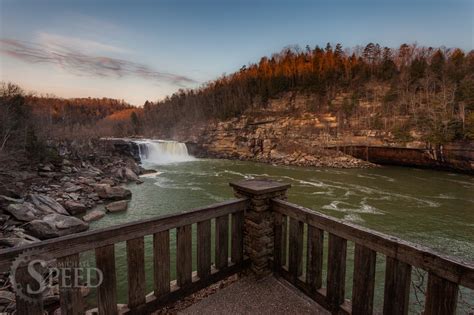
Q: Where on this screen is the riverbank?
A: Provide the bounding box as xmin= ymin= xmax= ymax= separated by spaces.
xmin=0 ymin=139 xmax=153 ymax=247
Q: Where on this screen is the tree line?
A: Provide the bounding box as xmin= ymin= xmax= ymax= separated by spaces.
xmin=142 ymin=43 xmax=474 ymax=144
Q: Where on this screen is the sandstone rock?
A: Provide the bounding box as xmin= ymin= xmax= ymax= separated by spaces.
xmin=82 ymin=210 xmax=106 ymax=222
xmin=64 ymin=200 xmax=87 ymax=215
xmin=105 ymin=200 xmax=128 ymax=213
xmin=29 ymin=194 xmax=69 ymax=215
xmin=94 ymin=184 xmax=131 ymax=200
xmin=26 ymin=214 xmax=88 ymax=239
xmin=123 ymin=167 xmax=139 ymax=181
xmin=5 ymin=202 xmax=45 ymax=221
xmin=99 ymin=179 xmax=115 ymax=186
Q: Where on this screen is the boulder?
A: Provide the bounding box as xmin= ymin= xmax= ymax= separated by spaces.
xmin=26 ymin=214 xmax=89 ymax=239
xmin=123 ymin=167 xmax=139 ymax=181
xmin=82 ymin=210 xmax=105 ymax=222
xmin=105 ymin=200 xmax=128 ymax=213
xmin=94 ymin=184 xmax=131 ymax=200
xmin=28 ymin=194 xmax=69 ymax=215
xmin=64 ymin=200 xmax=87 ymax=215
xmin=5 ymin=202 xmax=45 ymax=221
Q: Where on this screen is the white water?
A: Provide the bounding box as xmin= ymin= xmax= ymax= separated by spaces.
xmin=134 ymin=140 xmax=195 ymax=165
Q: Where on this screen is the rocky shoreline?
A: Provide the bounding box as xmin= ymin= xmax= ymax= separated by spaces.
xmin=0 ymin=139 xmax=156 ymax=313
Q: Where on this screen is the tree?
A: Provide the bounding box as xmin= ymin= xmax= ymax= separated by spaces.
xmin=130 ymin=111 xmax=141 ymax=135
xmin=0 ymin=83 xmax=28 ymax=151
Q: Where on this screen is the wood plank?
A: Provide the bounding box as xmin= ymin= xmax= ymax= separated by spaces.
xmin=0 ymin=198 xmax=248 ymax=273
xmin=197 ymin=220 xmax=211 ymax=279
xmin=424 ymin=273 xmax=459 ymax=315
xmin=306 ymin=225 xmax=324 ymax=292
xmin=273 ymin=212 xmax=284 ymax=270
xmin=275 ymin=266 xmax=351 ymax=315
xmin=15 ymin=265 xmax=44 ymax=315
xmin=326 ymin=233 xmax=347 ymax=310
xmin=383 ymin=257 xmax=411 ymax=315
xmin=231 ymin=211 xmax=244 ymax=264
xmin=123 ymin=259 xmax=250 ymax=315
xmin=153 ymin=230 xmax=170 ymax=297
xmin=95 ymin=244 xmax=118 ymax=315
xmin=58 ymin=253 xmax=83 ymax=315
xmin=288 ymin=217 xmax=304 ymax=281
xmin=176 ymin=225 xmax=192 ymax=287
xmin=127 ymin=237 xmax=146 ymax=310
xmin=352 ymin=244 xmax=376 ymax=315
xmin=282 ymin=215 xmax=287 ymax=266
xmin=215 ymin=215 xmax=229 ymax=270
xmin=272 ymin=199 xmax=474 ymax=290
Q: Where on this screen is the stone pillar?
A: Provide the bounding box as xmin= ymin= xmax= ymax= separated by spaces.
xmin=230 ymin=179 xmax=290 ymax=277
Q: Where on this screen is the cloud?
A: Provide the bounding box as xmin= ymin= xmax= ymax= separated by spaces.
xmin=37 ymin=32 xmax=129 ymax=55
xmin=0 ymin=38 xmax=196 ymax=85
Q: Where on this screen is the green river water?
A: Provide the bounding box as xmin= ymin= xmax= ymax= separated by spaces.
xmin=83 ymin=158 xmax=474 ymax=313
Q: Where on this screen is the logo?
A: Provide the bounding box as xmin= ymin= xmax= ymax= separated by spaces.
xmin=10 ymin=248 xmax=103 ymax=304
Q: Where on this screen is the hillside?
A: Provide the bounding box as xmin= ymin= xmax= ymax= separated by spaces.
xmin=141 ymin=43 xmax=474 ymax=172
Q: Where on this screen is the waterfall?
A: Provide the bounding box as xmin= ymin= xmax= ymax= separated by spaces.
xmin=134 ymin=140 xmax=195 ymax=164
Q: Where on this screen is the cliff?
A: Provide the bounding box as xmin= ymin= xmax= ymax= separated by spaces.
xmin=173 ymin=90 xmax=474 ymax=173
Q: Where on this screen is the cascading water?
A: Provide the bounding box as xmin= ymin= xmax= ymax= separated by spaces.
xmin=134 ymin=140 xmax=196 ymax=165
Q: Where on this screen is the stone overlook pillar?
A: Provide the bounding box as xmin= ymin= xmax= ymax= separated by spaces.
xmin=230 ymin=179 xmax=290 ymax=277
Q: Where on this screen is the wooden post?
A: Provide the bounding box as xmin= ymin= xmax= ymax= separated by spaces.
xmin=424 ymin=273 xmax=459 ymax=315
xmin=383 ymin=257 xmax=411 ymax=315
xmin=352 ymin=244 xmax=376 ymax=315
xmin=326 ymin=233 xmax=347 ymax=310
xmin=230 ymin=179 xmax=290 ymax=277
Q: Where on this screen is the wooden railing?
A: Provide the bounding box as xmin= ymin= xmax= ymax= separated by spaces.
xmin=0 ymin=198 xmax=248 ymax=315
xmin=272 ymin=198 xmax=474 ymax=315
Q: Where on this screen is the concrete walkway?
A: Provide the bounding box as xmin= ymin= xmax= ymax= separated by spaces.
xmin=180 ymin=275 xmax=329 ymax=315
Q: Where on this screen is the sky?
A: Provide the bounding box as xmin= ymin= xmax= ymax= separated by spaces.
xmin=0 ymin=0 xmax=473 ymax=105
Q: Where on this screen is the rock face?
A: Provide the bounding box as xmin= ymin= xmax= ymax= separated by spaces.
xmin=26 ymin=214 xmax=88 ymax=239
xmin=82 ymin=210 xmax=106 ymax=222
xmin=105 ymin=200 xmax=128 ymax=213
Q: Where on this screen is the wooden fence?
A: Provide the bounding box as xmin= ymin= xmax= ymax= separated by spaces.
xmin=272 ymin=198 xmax=474 ymax=315
xmin=0 ymin=198 xmax=248 ymax=315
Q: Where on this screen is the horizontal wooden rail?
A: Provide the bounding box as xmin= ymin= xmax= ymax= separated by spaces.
xmin=272 ymin=198 xmax=474 ymax=290
xmin=5 ymin=198 xmax=249 ymax=315
xmin=0 ymin=198 xmax=248 ymax=272
xmin=272 ymin=198 xmax=474 ymax=315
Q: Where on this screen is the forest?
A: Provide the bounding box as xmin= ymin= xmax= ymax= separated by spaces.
xmin=1 ymin=43 xmax=474 ymax=161
xmin=142 ymin=43 xmax=474 ymax=144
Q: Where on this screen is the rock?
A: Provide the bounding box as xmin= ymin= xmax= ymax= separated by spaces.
xmin=82 ymin=210 xmax=105 ymax=222
xmin=5 ymin=202 xmax=45 ymax=221
xmin=0 ymin=195 xmax=24 ymax=204
xmin=28 ymin=194 xmax=69 ymax=215
xmin=123 ymin=167 xmax=139 ymax=181
xmin=105 ymin=200 xmax=128 ymax=213
xmin=99 ymin=179 xmax=115 ymax=186
xmin=64 ymin=200 xmax=87 ymax=215
xmin=0 ymin=290 xmax=15 ymax=304
xmin=62 ymin=159 xmax=73 ymax=166
xmin=65 ymin=185 xmax=82 ymax=193
xmin=26 ymin=214 xmax=89 ymax=239
xmin=61 ymin=166 xmax=73 ymax=173
xmin=94 ymin=184 xmax=131 ymax=200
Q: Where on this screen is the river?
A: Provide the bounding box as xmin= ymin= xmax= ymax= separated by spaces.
xmin=83 ymin=141 xmax=474 ymax=313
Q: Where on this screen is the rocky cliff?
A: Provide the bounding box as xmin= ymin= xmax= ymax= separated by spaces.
xmin=172 ymin=91 xmax=474 ymax=173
